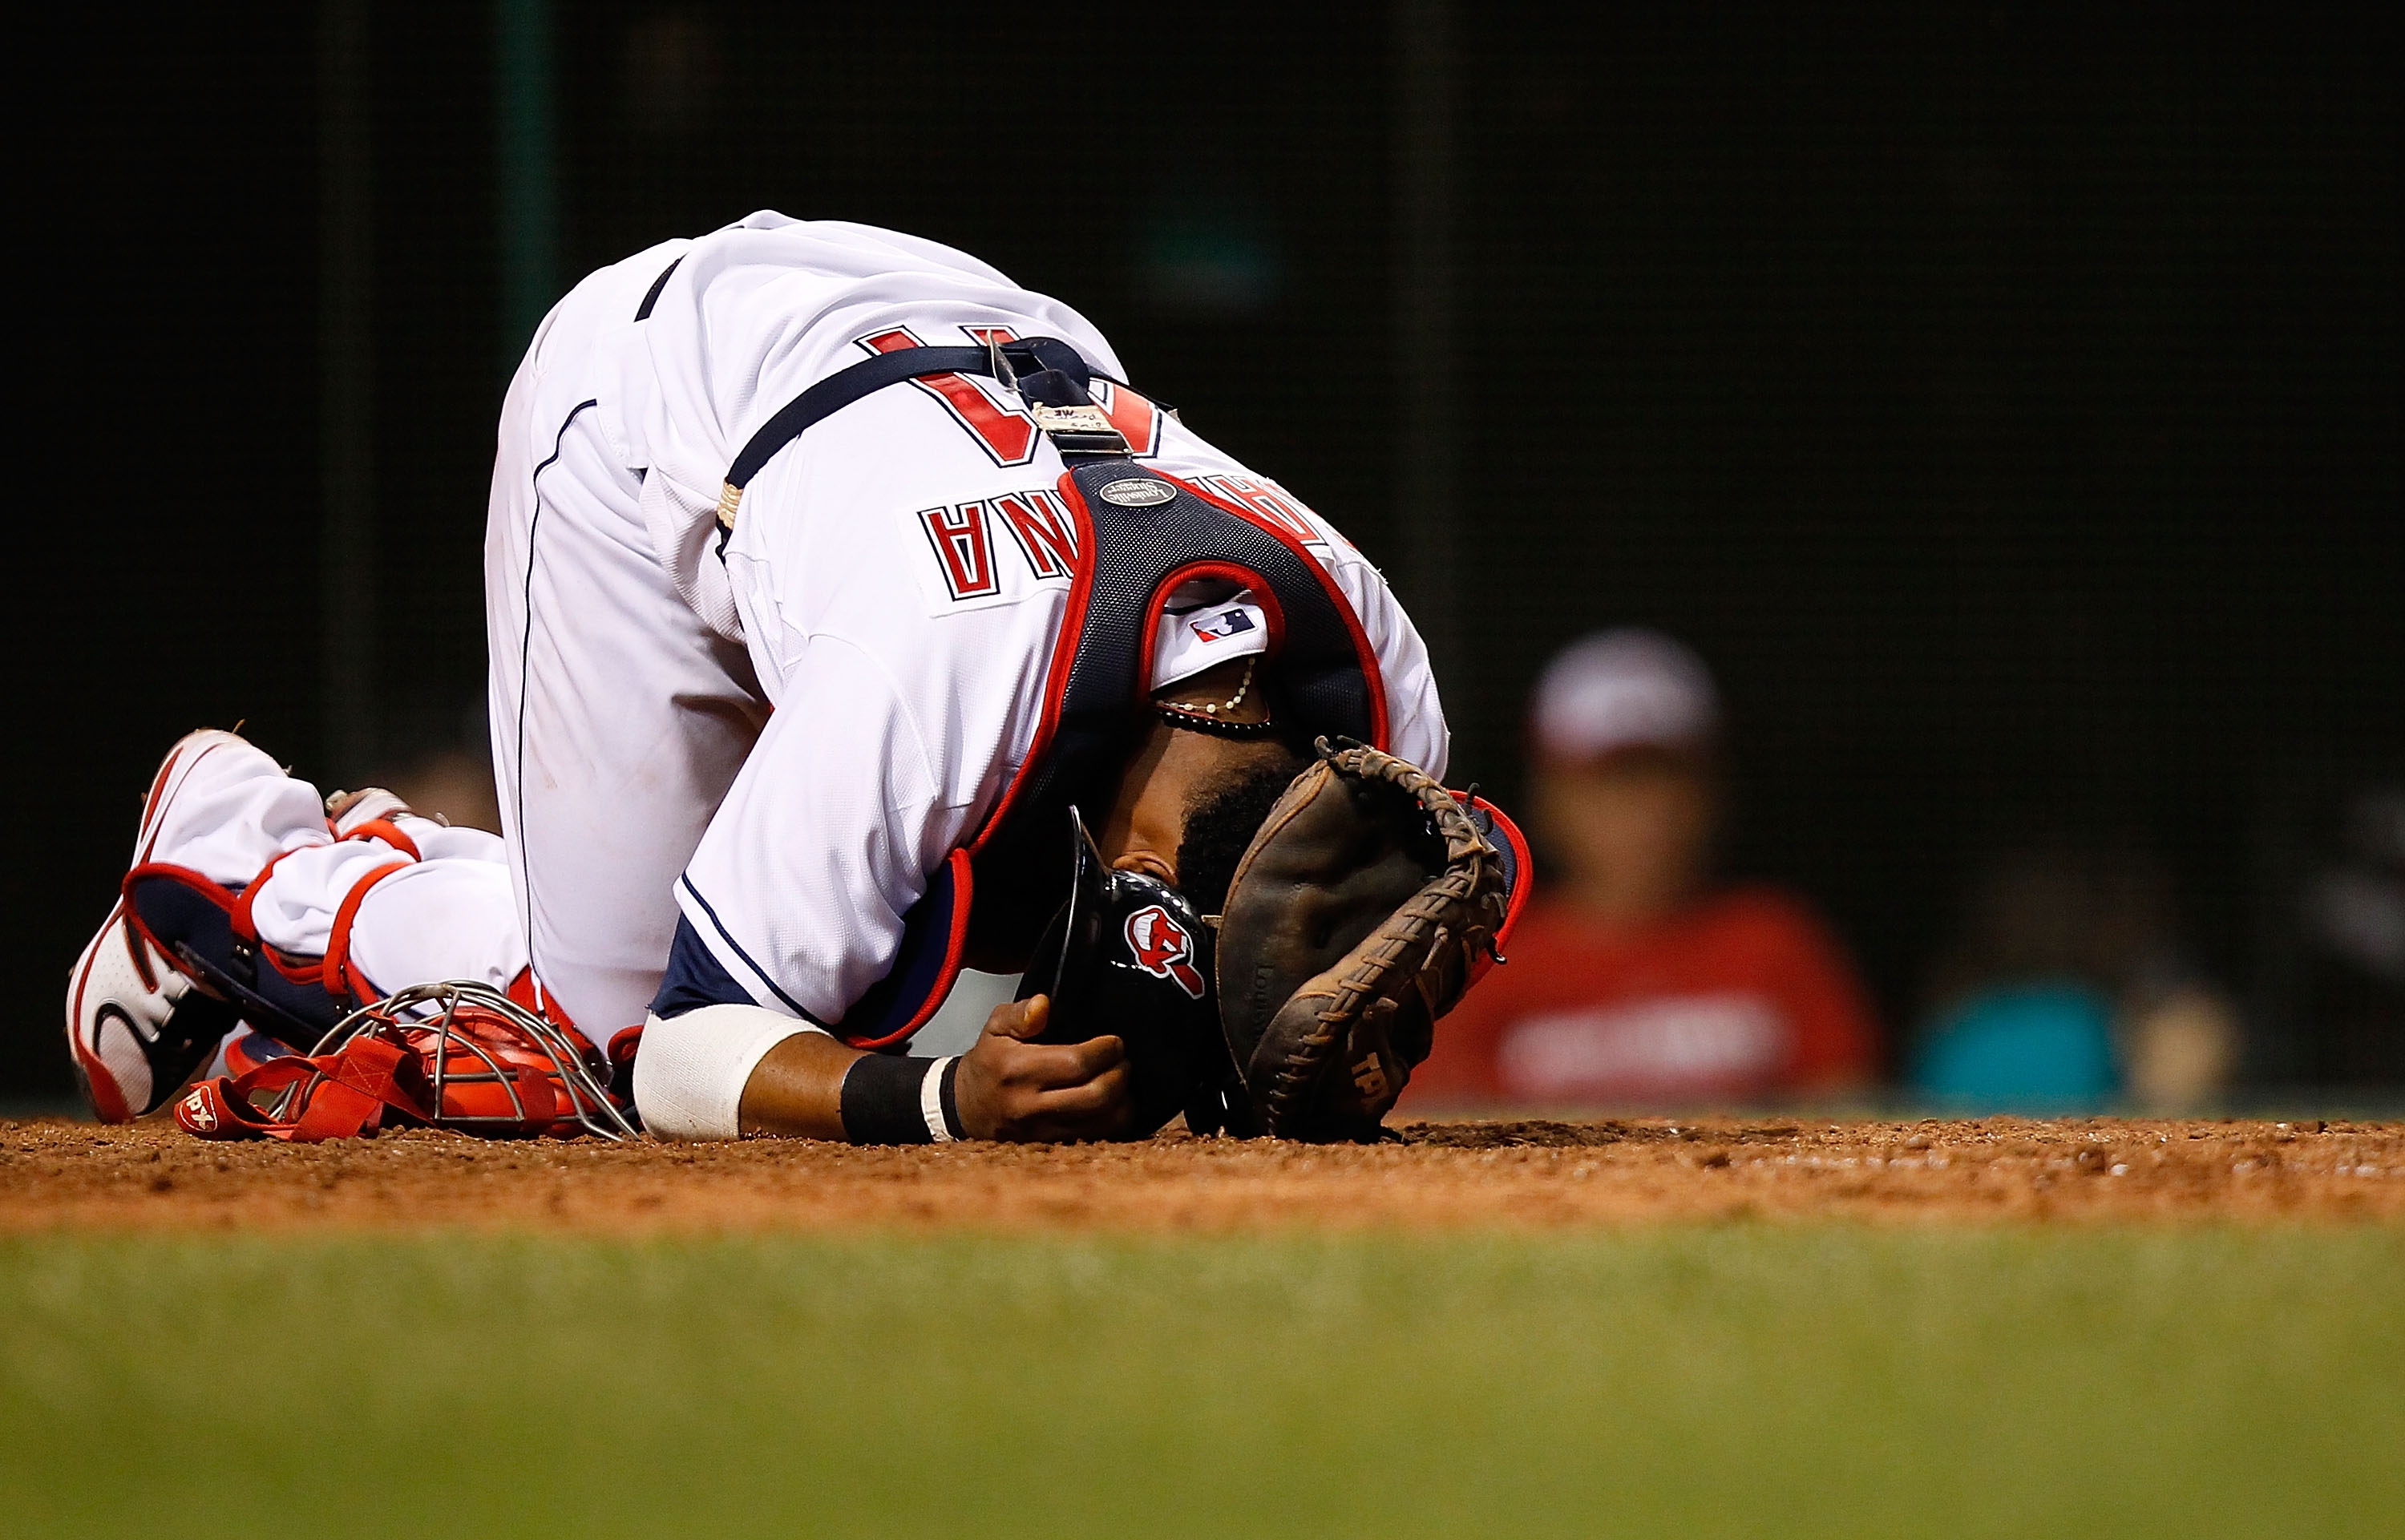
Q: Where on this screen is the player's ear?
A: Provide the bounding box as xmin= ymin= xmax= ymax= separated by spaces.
xmin=1108 ymin=851 xmax=1178 ymax=886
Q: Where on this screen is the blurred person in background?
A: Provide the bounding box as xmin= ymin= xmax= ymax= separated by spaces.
xmin=1909 ymin=845 xmax=2241 ymax=1113
xmin=2292 ymin=786 xmax=2405 ymax=1084
xmin=1406 ymin=630 xmax=1878 ymax=1110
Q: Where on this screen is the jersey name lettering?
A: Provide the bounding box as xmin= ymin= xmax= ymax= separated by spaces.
xmin=1196 ymin=474 xmax=1324 ymax=546
xmin=919 ymin=504 xmax=1000 ymax=600
xmin=992 ymin=489 xmax=1081 ymax=579
xmin=918 ymin=489 xmax=1085 ymax=604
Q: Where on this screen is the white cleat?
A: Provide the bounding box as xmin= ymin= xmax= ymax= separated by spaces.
xmin=324 ymin=786 xmax=414 ymax=835
xmin=63 ymin=730 xmax=260 ymax=1121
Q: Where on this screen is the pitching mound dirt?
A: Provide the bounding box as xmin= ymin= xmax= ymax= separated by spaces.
xmin=3 ymin=1115 xmax=2400 ymax=1231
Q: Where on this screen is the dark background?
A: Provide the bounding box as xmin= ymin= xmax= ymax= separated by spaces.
xmin=14 ymin=2 xmax=2399 ymax=1100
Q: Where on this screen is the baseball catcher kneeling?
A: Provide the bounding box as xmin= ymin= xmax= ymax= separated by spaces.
xmin=67 ymin=215 xmax=1526 ymax=1146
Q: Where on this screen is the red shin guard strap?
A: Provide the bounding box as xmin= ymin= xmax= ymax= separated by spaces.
xmin=227 ymin=848 xmax=305 ymax=948
xmin=173 ymin=1035 xmax=423 ymax=1143
xmin=340 ymin=817 xmax=422 ymax=862
xmin=294 ymin=1036 xmax=413 ymax=1141
xmin=322 ymin=862 xmax=411 ymax=1006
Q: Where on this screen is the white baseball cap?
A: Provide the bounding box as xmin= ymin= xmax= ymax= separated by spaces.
xmin=1151 ymin=579 xmax=1272 ymax=690
xmin=1530 ymin=629 xmax=1720 ymax=761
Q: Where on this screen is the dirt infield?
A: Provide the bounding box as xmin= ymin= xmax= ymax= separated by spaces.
xmin=3 ymin=1114 xmax=2400 ymax=1231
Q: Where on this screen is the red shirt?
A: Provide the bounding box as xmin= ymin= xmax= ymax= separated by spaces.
xmin=1405 ymin=885 xmax=1879 ymax=1108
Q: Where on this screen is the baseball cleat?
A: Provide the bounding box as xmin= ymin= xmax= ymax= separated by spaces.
xmin=325 ymin=785 xmax=414 ymax=835
xmin=63 ymin=730 xmax=261 ymax=1121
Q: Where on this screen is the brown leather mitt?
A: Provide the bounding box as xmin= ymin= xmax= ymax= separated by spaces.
xmin=1213 ymin=738 xmax=1508 ymax=1142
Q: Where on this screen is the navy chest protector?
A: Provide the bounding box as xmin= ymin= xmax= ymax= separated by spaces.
xmin=688 ymin=337 xmax=1391 ymax=1047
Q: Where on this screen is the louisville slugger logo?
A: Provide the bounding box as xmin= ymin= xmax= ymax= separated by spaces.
xmin=1124 ymin=905 xmax=1207 ymax=999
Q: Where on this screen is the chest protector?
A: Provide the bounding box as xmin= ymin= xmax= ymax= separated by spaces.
xmin=717 ymin=337 xmax=1390 ymax=1046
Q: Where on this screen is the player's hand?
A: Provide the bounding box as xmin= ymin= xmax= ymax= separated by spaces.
xmin=953 ymin=995 xmax=1131 ymax=1142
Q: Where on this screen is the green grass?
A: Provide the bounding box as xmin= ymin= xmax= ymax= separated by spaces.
xmin=2 ymin=1227 xmax=2399 ymax=1537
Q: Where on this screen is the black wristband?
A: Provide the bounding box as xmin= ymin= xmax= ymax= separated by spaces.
xmin=839 ymin=1053 xmax=937 ymax=1145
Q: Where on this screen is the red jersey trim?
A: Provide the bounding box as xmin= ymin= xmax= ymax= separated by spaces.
xmin=965 ymin=472 xmax=1100 ymax=859
xmin=839 ymin=848 xmax=976 ymax=1051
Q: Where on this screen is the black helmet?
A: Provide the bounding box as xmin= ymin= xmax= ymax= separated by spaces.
xmin=1015 ymin=810 xmax=1243 ymax=1137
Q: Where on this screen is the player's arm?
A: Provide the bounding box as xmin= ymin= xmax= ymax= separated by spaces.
xmin=635 ymin=624 xmax=1128 ymax=1141
xmin=638 ymin=994 xmax=1130 ymax=1142
xmin=735 ymin=994 xmax=1129 ymax=1141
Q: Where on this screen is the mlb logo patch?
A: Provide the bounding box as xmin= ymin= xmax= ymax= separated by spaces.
xmin=1191 ymin=607 xmax=1257 ymax=644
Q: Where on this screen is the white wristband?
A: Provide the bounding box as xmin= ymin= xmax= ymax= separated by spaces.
xmin=920 ymin=1056 xmax=960 ymax=1142
xmin=632 ymin=1004 xmax=827 ymax=1142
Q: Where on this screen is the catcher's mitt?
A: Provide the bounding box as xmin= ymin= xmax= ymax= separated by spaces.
xmin=1212 ymin=738 xmax=1509 ymax=1142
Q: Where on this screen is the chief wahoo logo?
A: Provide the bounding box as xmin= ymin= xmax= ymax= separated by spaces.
xmin=1124 ymin=905 xmax=1207 ymax=999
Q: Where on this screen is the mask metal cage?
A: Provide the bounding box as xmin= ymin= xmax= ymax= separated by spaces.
xmin=289 ymin=979 xmax=640 ymax=1142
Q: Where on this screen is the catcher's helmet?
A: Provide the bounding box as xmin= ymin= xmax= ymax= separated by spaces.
xmin=173 ymin=979 xmax=637 ymax=1142
xmin=1014 ymin=811 xmax=1237 ymax=1138
xmin=325 ymin=981 xmax=634 ymax=1139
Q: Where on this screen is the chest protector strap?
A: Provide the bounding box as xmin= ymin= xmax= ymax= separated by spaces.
xmin=717 ymin=338 xmax=1389 ymax=1045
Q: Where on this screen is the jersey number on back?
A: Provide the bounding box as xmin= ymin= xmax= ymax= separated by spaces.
xmin=857 ymin=325 xmax=1161 ymax=466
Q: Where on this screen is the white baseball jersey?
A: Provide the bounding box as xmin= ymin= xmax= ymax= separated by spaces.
xmin=487 ymin=212 xmax=1449 ymax=1041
